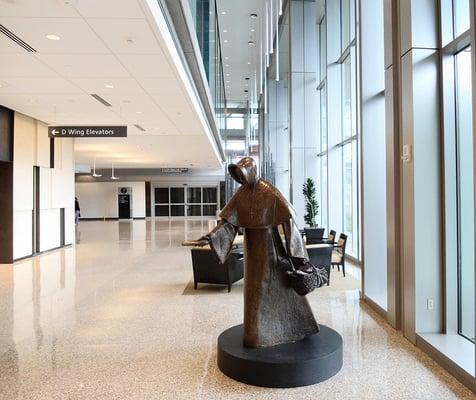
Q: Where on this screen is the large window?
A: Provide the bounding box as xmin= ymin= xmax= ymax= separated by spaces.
xmin=441 ymin=0 xmax=474 ymax=345
xmin=455 ymin=47 xmax=474 ymax=342
xmin=316 ymin=0 xmax=359 ymax=258
xmin=317 ymin=16 xmax=328 ymax=228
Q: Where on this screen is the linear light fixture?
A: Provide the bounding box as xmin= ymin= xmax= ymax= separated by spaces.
xmin=90 ymin=94 xmax=112 ymax=107
xmin=0 ymin=24 xmax=36 ymax=52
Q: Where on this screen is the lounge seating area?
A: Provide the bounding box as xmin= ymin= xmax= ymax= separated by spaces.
xmin=188 ymin=227 xmax=348 ymax=291
xmin=304 ymin=229 xmax=348 ymax=283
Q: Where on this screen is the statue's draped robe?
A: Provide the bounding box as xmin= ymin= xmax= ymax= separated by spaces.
xmin=207 ymin=179 xmax=319 ymax=348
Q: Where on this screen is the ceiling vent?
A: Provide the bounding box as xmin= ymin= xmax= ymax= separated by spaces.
xmin=134 ymin=124 xmax=146 ymax=132
xmin=90 ymin=94 xmax=112 ymax=107
xmin=0 ymin=24 xmax=37 ymax=52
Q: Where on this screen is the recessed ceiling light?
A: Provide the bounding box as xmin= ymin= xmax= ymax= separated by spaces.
xmin=105 ymin=84 xmax=114 ymax=89
xmin=223 ymin=29 xmax=228 ymax=33
xmin=224 ymin=39 xmax=229 ymax=43
xmin=221 ymin=11 xmax=226 ymax=15
xmin=225 ymin=64 xmax=229 ymax=67
xmin=251 ymin=28 xmax=255 ymax=32
xmin=250 ymin=13 xmax=258 ymax=19
xmin=247 ymin=61 xmax=251 ymax=65
xmin=46 ymin=34 xmax=60 ymax=41
xmin=226 ymin=73 xmax=230 ymax=76
xmin=248 ymin=40 xmax=255 ymax=46
xmin=225 ymin=56 xmax=229 ymax=60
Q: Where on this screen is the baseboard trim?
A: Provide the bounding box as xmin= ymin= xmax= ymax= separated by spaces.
xmin=361 ymin=294 xmax=388 ymax=319
xmin=13 ymin=243 xmax=73 ymax=263
xmin=133 ymin=217 xmax=146 ymax=220
xmin=80 ymin=217 xmax=119 ymax=221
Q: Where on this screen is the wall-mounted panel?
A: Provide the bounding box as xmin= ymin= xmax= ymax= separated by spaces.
xmin=13 ymin=113 xmax=35 ymax=212
xmin=0 ymin=161 xmax=13 ymax=263
xmin=0 ymin=106 xmax=13 ymax=162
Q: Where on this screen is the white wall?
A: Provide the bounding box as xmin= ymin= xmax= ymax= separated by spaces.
xmin=361 ymin=0 xmax=388 ymax=310
xmin=13 ymin=112 xmax=75 ymax=259
xmin=75 ymin=181 xmax=146 ymax=219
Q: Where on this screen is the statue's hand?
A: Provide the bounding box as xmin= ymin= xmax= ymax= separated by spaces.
xmin=182 ymin=237 xmax=209 ymax=247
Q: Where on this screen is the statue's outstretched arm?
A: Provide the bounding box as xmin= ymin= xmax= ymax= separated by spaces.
xmin=206 ymin=220 xmax=239 ymax=264
xmin=182 ymin=220 xmax=238 ymax=264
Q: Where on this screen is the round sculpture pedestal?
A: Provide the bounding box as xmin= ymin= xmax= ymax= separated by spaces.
xmin=217 ymin=324 xmax=343 ymax=388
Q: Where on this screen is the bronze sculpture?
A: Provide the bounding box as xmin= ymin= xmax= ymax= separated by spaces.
xmin=184 ymin=157 xmax=322 ymax=348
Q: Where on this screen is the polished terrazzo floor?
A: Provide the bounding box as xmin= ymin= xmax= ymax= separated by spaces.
xmin=0 ymin=220 xmax=474 ymax=400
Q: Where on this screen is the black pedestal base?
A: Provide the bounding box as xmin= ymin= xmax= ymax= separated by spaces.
xmin=217 ymin=324 xmax=343 ymax=388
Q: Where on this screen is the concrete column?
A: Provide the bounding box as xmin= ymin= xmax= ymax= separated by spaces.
xmin=398 ymin=0 xmax=442 ymax=343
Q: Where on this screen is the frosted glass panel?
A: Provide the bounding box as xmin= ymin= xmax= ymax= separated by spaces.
xmin=455 ymin=47 xmax=474 ymax=342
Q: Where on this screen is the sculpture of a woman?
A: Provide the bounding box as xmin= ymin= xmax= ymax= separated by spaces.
xmin=186 ymin=157 xmax=321 ymax=348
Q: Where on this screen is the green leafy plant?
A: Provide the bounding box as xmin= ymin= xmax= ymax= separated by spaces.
xmin=303 ymin=178 xmax=319 ymax=227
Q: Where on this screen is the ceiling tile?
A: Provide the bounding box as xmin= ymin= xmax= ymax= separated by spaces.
xmin=0 ymin=54 xmax=56 ymax=77
xmin=70 ymin=77 xmax=145 ymax=95
xmin=136 ymin=77 xmax=182 ymax=94
xmin=117 ymin=54 xmax=175 ymax=78
xmin=88 ymin=19 xmax=162 ymax=54
xmin=0 ymin=17 xmax=109 ymax=54
xmin=0 ymin=0 xmax=80 ymax=18
xmin=74 ymin=0 xmax=144 ymax=19
xmin=36 ymin=54 xmax=130 ymax=78
xmin=1 ymin=77 xmax=83 ymax=94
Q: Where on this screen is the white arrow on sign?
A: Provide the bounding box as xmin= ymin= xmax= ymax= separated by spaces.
xmin=51 ymin=129 xmax=59 ymax=136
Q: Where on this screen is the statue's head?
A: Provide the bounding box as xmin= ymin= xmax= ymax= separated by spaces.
xmin=228 ymin=157 xmax=258 ymax=185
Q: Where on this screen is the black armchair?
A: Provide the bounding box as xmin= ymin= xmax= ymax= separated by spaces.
xmin=191 ymin=247 xmax=244 ymax=292
xmin=306 ymin=244 xmax=333 ymax=286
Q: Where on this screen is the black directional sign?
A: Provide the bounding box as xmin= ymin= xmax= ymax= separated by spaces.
xmin=48 ymin=126 xmax=127 ymax=138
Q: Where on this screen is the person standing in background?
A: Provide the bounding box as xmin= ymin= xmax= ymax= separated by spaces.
xmin=75 ymin=197 xmax=81 ymax=225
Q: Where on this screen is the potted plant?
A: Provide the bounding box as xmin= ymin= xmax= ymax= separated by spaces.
xmin=302 ymin=178 xmax=322 ymax=243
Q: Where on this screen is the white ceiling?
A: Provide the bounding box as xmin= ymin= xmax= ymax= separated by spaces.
xmin=0 ymin=0 xmax=222 ymax=169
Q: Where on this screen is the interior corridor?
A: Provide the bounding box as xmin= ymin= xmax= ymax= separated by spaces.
xmin=0 ymin=220 xmax=472 ymax=400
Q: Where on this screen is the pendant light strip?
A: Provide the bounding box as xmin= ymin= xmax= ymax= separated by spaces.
xmin=269 ymin=0 xmax=273 ymax=54
xmin=276 ymin=0 xmax=279 ymax=81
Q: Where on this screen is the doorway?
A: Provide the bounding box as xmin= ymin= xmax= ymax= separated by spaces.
xmin=118 ymin=194 xmax=131 ymax=219
xmin=33 ymin=166 xmax=40 ymax=254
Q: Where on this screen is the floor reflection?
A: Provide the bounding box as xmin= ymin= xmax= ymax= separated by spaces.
xmin=0 ymin=219 xmax=472 ymax=400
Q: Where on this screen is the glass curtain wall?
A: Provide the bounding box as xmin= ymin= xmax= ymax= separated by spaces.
xmin=188 ymin=0 xmax=227 ymax=139
xmin=259 ymin=1 xmax=290 ymax=201
xmin=317 ymin=0 xmax=359 ymax=258
xmin=263 ymin=5 xmax=290 ymax=198
xmin=441 ymin=0 xmax=474 ymax=343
